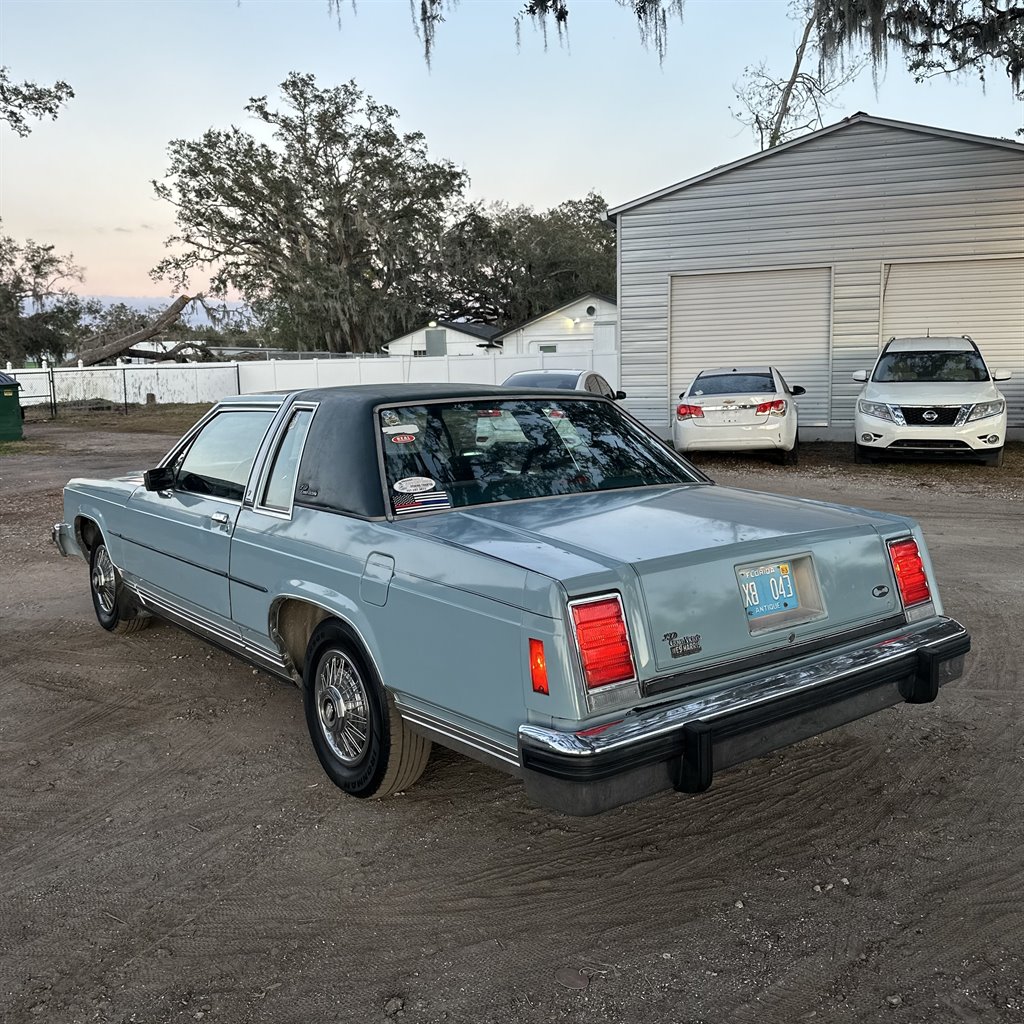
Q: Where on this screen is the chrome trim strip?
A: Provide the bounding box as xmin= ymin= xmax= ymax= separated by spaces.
xmin=127 ymin=582 xmax=291 ymax=679
xmin=519 ymin=617 xmax=968 ymax=760
xmin=393 ymin=698 xmax=520 ymax=771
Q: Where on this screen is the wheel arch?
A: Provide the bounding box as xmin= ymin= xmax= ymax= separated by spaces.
xmin=269 ymin=595 xmax=384 ymax=689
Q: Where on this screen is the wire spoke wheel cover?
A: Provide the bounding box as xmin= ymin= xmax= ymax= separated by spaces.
xmin=91 ymin=545 xmax=117 ymax=614
xmin=315 ymin=649 xmax=371 ymax=765
xmin=302 ymin=620 xmax=432 ymax=800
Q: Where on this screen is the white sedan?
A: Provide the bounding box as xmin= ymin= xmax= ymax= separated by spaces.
xmin=672 ymin=366 xmax=805 ymax=465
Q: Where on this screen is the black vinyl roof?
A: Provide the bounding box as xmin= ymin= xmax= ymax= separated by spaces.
xmin=291 ymin=382 xmax=594 ymax=519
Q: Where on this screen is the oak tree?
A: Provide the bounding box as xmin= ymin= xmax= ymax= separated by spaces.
xmin=152 ymin=73 xmax=470 ymax=353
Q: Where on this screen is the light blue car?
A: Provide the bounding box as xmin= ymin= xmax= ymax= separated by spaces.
xmin=53 ymin=384 xmax=970 ymax=814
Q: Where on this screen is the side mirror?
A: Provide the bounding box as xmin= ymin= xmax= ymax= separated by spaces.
xmin=992 ymin=369 xmax=1012 ymax=381
xmin=615 ymin=390 xmax=627 ymax=400
xmin=852 ymin=370 xmax=869 ymax=383
xmin=790 ymin=385 xmax=806 ymax=396
xmin=144 ymin=467 xmax=174 ymax=492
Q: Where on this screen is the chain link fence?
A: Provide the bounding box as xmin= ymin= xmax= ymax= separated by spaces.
xmin=10 ymin=364 xmax=242 ymax=420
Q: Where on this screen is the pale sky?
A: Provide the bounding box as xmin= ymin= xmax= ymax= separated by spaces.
xmin=1 ymin=0 xmax=1021 ymax=298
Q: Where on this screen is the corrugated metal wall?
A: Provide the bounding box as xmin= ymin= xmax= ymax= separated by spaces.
xmin=669 ymin=267 xmax=832 ymax=425
xmin=880 ymin=258 xmax=1024 ymax=418
xmin=616 ymin=121 xmax=1024 ymax=436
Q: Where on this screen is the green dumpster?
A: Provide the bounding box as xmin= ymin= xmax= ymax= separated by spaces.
xmin=0 ymin=372 xmax=24 ymax=441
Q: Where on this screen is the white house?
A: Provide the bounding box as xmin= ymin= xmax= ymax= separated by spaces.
xmin=493 ymin=294 xmax=618 ymax=356
xmin=607 ymin=113 xmax=1024 ymax=439
xmin=381 ymin=321 xmax=501 ymax=357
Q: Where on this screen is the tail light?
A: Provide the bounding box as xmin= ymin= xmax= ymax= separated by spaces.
xmin=570 ymin=595 xmax=636 ymax=689
xmin=529 ymin=638 xmax=549 ymax=695
xmin=755 ymin=399 xmax=787 ymax=415
xmin=676 ymin=403 xmax=704 ymax=420
xmin=887 ymin=538 xmax=932 ymax=608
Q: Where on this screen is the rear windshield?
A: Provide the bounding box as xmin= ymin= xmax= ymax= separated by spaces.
xmin=503 ymin=372 xmax=580 ymax=389
xmin=689 ymin=373 xmax=775 ymax=396
xmin=379 ymin=398 xmax=698 ymax=514
xmin=873 ymin=351 xmax=989 ymax=383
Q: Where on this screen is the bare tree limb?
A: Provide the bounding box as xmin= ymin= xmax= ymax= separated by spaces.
xmin=66 ymin=295 xmax=192 ymax=366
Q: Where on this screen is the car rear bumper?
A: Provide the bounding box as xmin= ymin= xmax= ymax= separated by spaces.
xmin=672 ymin=420 xmax=791 ymax=452
xmin=518 ymin=616 xmax=969 ymax=815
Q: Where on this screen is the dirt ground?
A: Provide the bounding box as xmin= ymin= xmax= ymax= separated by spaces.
xmin=1 ymin=419 xmax=1022 ymax=1024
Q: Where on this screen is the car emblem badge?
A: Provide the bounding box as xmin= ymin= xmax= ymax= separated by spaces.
xmin=872 ymin=585 xmax=890 ymax=598
xmin=922 ymin=409 xmax=938 ymax=422
xmin=662 ymin=631 xmax=702 ymax=658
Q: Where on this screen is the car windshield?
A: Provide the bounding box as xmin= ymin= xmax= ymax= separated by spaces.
xmin=503 ymin=372 xmax=580 ymax=389
xmin=690 ymin=373 xmax=775 ymax=396
xmin=379 ymin=398 xmax=698 ymax=513
xmin=873 ymin=350 xmax=989 ymax=383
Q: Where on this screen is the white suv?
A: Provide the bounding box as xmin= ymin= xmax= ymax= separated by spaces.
xmin=853 ymin=336 xmax=1011 ymax=467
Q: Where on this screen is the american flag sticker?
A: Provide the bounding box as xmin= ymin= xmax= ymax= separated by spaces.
xmin=392 ymin=490 xmax=451 ymax=515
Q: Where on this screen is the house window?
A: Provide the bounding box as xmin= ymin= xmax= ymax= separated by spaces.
xmin=538 ymin=344 xmax=557 ymax=353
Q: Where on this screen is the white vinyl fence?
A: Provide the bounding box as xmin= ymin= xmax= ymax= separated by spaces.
xmin=10 ymin=352 xmax=620 ymax=411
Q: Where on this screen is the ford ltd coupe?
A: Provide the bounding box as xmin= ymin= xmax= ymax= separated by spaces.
xmin=53 ymin=384 xmax=970 ymax=814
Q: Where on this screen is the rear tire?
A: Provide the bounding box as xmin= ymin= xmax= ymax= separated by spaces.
xmin=89 ymin=540 xmax=150 ymax=636
xmin=303 ymin=621 xmax=431 ymax=799
xmin=778 ymin=439 xmax=799 ymax=466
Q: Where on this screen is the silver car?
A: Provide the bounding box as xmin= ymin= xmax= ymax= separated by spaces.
xmin=53 ymin=384 xmax=969 ymax=814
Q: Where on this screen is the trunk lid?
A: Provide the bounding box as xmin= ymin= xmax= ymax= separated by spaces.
xmin=404 ymin=485 xmax=910 ymax=678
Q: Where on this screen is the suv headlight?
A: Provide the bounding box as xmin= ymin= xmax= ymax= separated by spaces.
xmin=966 ymin=399 xmax=1005 ymax=422
xmin=858 ymin=400 xmax=897 ymax=423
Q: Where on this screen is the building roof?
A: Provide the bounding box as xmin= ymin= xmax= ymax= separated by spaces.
xmin=380 ymin=320 xmax=501 ymax=349
xmin=492 ymin=293 xmax=617 ymax=341
xmin=606 ymin=113 xmax=1024 ymax=220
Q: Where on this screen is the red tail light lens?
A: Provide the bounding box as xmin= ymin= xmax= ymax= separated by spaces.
xmin=676 ymin=403 xmax=704 ymax=420
xmin=570 ymin=596 xmax=636 ymax=688
xmin=529 ymin=638 xmax=549 ymax=695
xmin=888 ymin=539 xmax=931 ymax=607
xmin=755 ymin=399 xmax=787 ymax=415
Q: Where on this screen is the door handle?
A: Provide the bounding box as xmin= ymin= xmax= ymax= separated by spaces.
xmin=211 ymin=512 xmax=230 ymax=525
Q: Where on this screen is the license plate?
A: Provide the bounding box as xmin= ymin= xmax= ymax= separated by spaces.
xmin=738 ymin=561 xmax=800 ymax=620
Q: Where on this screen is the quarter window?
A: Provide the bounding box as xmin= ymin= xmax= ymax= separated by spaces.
xmin=262 ymin=408 xmax=314 ymax=511
xmin=174 ymin=410 xmax=275 ymax=502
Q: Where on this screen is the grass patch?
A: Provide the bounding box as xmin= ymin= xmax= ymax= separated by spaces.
xmin=28 ymin=402 xmax=214 ymax=436
xmin=0 ymin=438 xmax=61 ymax=456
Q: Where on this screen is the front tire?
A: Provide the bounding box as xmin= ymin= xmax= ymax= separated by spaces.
xmin=980 ymin=446 xmax=1004 ymax=468
xmin=89 ymin=540 xmax=150 ymax=636
xmin=303 ymin=621 xmax=431 ymax=799
xmin=853 ymin=442 xmax=876 ymax=465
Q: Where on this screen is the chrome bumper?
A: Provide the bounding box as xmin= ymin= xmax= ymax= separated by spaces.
xmin=519 ymin=616 xmax=970 ymax=815
xmin=52 ymin=521 xmax=83 ymax=559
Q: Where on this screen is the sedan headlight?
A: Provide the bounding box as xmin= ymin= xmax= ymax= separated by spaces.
xmin=966 ymin=399 xmax=1005 ymax=422
xmin=858 ymin=400 xmax=898 ymax=423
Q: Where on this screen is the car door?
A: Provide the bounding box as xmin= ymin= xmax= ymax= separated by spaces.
xmin=121 ymin=407 xmax=277 ymax=626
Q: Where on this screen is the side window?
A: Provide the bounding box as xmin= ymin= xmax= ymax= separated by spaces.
xmin=175 ymin=409 xmax=275 ymax=502
xmin=261 ymin=408 xmax=314 ymax=511
xmin=597 ymin=376 xmax=615 ymax=399
xmin=584 ymin=375 xmax=603 ymax=395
